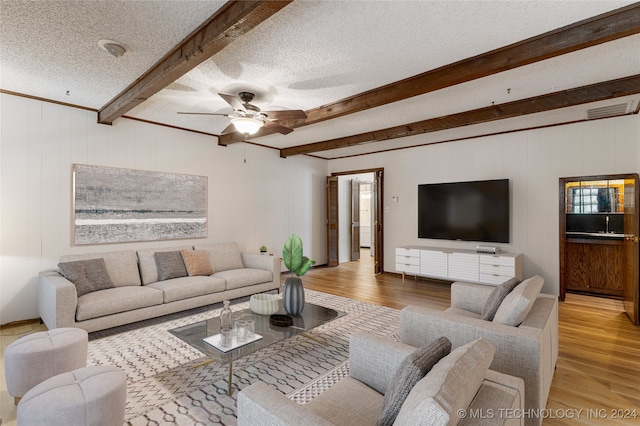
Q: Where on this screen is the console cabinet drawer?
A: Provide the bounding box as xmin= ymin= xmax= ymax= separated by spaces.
xmin=479 ymin=273 xmax=512 ymax=285
xmin=397 ymin=263 xmax=420 ymax=274
xmin=396 ymin=255 xmax=420 ymax=266
xmin=396 ymin=248 xmax=420 ymax=258
xmin=479 ymin=255 xmax=515 ymax=268
xmin=479 ymin=263 xmax=514 ymax=276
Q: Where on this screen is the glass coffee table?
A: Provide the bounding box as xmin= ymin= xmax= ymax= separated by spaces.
xmin=168 ymin=300 xmax=345 ymax=395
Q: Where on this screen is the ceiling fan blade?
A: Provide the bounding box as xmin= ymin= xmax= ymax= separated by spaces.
xmin=263 ymin=120 xmax=294 ymax=135
xmin=262 ymin=110 xmax=307 ymax=120
xmin=220 ymin=123 xmax=237 ymax=134
xmin=218 ymin=93 xmax=246 ymax=111
xmin=177 ymin=112 xmax=228 ymax=116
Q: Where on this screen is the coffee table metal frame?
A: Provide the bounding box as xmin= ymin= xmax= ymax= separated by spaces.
xmin=168 ymin=300 xmax=345 ymax=395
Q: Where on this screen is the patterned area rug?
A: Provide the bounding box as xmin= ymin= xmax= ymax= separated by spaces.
xmin=87 ymin=290 xmax=400 ymax=425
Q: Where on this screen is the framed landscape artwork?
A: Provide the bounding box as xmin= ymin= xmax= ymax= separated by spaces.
xmin=73 ymin=164 xmax=207 ymax=245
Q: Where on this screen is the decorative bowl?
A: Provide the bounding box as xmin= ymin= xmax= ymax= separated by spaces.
xmin=250 ymin=293 xmax=280 ymax=315
xmin=269 ymin=314 xmax=293 ymax=327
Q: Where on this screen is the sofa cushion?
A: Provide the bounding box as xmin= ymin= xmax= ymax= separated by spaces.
xmin=59 ymin=250 xmax=140 ymax=287
xmin=481 ymin=277 xmax=520 ymax=321
xmin=58 ymin=258 xmax=115 ymax=297
xmin=194 ymin=243 xmax=244 ymax=272
xmin=378 ymin=336 xmax=451 ymax=426
xmin=460 ymin=379 xmax=523 ymax=426
xmin=493 ymin=275 xmax=544 ymax=326
xmin=445 ymin=307 xmax=482 ymax=319
xmin=75 ymin=286 xmax=164 ymax=321
xmin=154 ymin=251 xmax=187 ymax=281
xmin=137 ymin=246 xmax=193 ymax=285
xmin=146 ymin=275 xmax=226 ymax=303
xmin=213 ymin=268 xmax=273 ymax=290
xmin=305 ymin=376 xmax=384 ymax=426
xmin=181 ymin=249 xmax=214 ymax=276
xmin=394 ymin=338 xmax=495 ymax=426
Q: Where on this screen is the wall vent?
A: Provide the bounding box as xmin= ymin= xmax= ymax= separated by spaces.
xmin=586 ymin=101 xmax=636 ymax=120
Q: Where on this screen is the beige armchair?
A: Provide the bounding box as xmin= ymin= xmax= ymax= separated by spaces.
xmin=400 ymin=276 xmax=558 ymax=426
xmin=239 ymin=333 xmax=525 ymax=426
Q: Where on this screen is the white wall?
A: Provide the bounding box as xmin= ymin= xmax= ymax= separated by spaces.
xmin=329 ymin=115 xmax=640 ymax=295
xmin=0 ymin=94 xmax=328 ymax=325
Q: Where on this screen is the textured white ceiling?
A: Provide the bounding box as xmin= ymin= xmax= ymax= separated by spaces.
xmin=1 ymin=0 xmax=638 ymax=159
xmin=0 ymin=0 xmax=225 ymax=108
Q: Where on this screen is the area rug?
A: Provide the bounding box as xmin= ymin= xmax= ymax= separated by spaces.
xmin=86 ymin=290 xmax=401 ymax=425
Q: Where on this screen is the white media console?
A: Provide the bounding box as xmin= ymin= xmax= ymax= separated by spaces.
xmin=396 ymin=245 xmax=523 ymax=286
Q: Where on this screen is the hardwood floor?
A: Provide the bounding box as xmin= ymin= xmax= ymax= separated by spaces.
xmin=2 ymin=248 xmax=639 ymax=424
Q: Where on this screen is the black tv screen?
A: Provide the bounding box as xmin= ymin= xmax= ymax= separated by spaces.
xmin=418 ymin=179 xmax=510 ymax=243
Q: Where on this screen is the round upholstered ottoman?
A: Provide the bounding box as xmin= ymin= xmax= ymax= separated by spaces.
xmin=4 ymin=328 xmax=88 ymax=403
xmin=17 ymin=365 xmax=127 ymax=426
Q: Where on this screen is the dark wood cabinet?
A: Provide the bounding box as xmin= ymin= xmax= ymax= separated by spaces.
xmin=565 ymin=238 xmax=624 ymax=298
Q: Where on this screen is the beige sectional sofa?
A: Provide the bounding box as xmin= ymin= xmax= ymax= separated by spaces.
xmin=400 ymin=276 xmax=558 ymax=426
xmin=39 ymin=242 xmax=280 ymax=333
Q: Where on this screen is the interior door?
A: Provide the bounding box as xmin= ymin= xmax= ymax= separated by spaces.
xmin=373 ymin=170 xmax=384 ymax=274
xmin=623 ymin=174 xmax=639 ymax=324
xmin=351 ymin=180 xmax=361 ymax=261
xmin=326 ymin=176 xmax=339 ymax=267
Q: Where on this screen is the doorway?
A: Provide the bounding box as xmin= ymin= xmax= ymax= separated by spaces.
xmin=559 ymin=173 xmax=639 ymax=324
xmin=326 ymin=168 xmax=384 ymax=274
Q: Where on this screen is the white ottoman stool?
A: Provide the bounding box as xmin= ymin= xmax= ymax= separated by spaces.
xmin=17 ymin=365 xmax=127 ymax=426
xmin=4 ymin=328 xmax=88 ymax=404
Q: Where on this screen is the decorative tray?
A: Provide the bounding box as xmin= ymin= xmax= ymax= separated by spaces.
xmin=203 ymin=333 xmax=263 ymax=353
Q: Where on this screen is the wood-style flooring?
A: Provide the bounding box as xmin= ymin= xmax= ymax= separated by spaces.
xmin=2 ymin=249 xmax=639 ymax=425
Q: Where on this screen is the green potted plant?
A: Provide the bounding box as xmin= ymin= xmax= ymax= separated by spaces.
xmin=282 ymin=234 xmax=315 ymax=314
xmin=259 ymin=245 xmax=268 ymax=254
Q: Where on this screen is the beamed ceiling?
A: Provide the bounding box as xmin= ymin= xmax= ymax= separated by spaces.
xmin=1 ymin=1 xmax=639 ymax=159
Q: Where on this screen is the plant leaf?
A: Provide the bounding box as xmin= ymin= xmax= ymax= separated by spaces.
xmin=296 ymin=256 xmax=316 ymax=276
xmin=282 ymin=234 xmax=303 ymax=273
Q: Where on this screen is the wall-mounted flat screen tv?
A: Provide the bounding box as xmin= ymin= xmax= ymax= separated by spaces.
xmin=418 ymin=179 xmax=510 ymax=243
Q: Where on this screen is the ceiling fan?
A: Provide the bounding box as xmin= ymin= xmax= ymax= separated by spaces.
xmin=178 ymin=91 xmax=307 ymax=135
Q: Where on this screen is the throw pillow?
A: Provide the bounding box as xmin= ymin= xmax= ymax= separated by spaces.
xmin=393 ymin=338 xmax=496 ymax=426
xmin=181 ymin=249 xmax=214 ymax=276
xmin=154 ymin=251 xmax=188 ymax=281
xmin=377 ymin=337 xmax=452 ymax=426
xmin=58 ymin=258 xmax=115 ymax=297
xmin=481 ymin=277 xmax=520 ymax=321
xmin=493 ymin=275 xmax=544 ymax=326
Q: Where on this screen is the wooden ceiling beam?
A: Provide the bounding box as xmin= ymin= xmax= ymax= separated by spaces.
xmin=279 ymin=75 xmax=640 ymax=158
xmin=98 ymin=0 xmax=293 ymax=125
xmin=220 ymin=3 xmax=640 ymax=146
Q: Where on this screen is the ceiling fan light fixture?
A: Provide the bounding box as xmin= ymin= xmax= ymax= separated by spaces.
xmin=230 ymin=116 xmax=263 ymax=134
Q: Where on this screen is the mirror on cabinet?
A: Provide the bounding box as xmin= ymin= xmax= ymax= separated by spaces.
xmin=565 ymin=179 xmax=624 ymax=213
xmin=564 ymin=179 xmax=625 ymax=235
